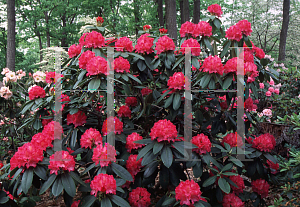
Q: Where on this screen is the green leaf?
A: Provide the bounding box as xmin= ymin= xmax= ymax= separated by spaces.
xmin=128 ymin=52 xmax=145 ymax=60
xmin=192 ymin=57 xmax=200 ymax=69
xmin=162 ymin=197 xmax=176 ymax=206
xmin=21 ymin=167 xmax=33 ymax=194
xmin=223 ymin=76 xmax=233 ymax=90
xmin=161 ymin=146 xmax=173 ymax=168
xmin=110 ymin=195 xmax=131 ymax=207
xmin=33 ymin=119 xmax=42 ymax=130
xmin=221 ymin=40 xmax=231 ymax=58
xmin=121 ymin=74 xmax=129 ymax=81
xmin=194 ymin=202 xmax=205 ymax=207
xmin=204 ymin=38 xmax=214 ymax=55
xmin=78 ymin=70 xmax=87 ymax=81
xmin=164 ymin=93 xmax=174 ymax=108
xmin=69 ymin=171 xmax=87 ymax=186
xmin=81 ymin=163 xmax=96 ymax=176
xmin=193 ymin=161 xmax=203 ymax=178
xmin=52 ymin=176 xmax=63 ymax=197
xmin=101 ymin=197 xmax=112 ymax=207
xmin=218 ymin=178 xmax=231 ymax=194
xmin=133 ymin=139 xmax=152 ymax=144
xmin=173 ymin=92 xmax=181 ymax=110
xmin=153 ymin=142 xmax=164 ymax=155
xmin=34 ymin=165 xmax=47 ymax=180
xmin=172 ymin=55 xmax=185 ymax=70
xmin=20 ymin=101 xmax=34 ymax=114
xmin=127 ymin=73 xmax=142 ymax=84
xmin=229 ymin=156 xmax=244 ymax=167
xmin=222 ymin=172 xmax=238 ymax=176
xmin=144 ymin=161 xmax=158 ymax=178
xmin=70 ymin=129 xmax=78 ymax=149
xmin=203 ymin=176 xmax=217 ymax=187
xmin=221 ymin=163 xmax=233 ymax=172
xmin=39 ymin=174 xmax=57 ymax=195
xmin=264 ymin=153 xmax=277 ymax=164
xmin=260 ymin=58 xmax=269 ymax=66
xmin=137 ymin=142 xmax=155 ymax=160
xmin=156 ymin=89 xmax=171 ymax=104
xmin=111 ymin=163 xmax=133 ymax=181
xmin=88 ymin=78 xmax=101 ymax=91
xmin=137 ymin=60 xmax=146 ymax=71
xmin=141 ymin=151 xmax=157 ymax=166
xmin=213 ymin=18 xmax=221 ymax=29
xmin=172 ymin=141 xmax=186 ymax=157
xmin=10 ymin=167 xmax=23 ymax=185
xmin=61 ymin=173 xmax=76 ymax=197
xmin=79 ymin=195 xmax=97 ymax=207
xmin=200 ymin=74 xmax=212 ymax=88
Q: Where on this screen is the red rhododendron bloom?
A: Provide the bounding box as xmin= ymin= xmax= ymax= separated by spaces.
xmin=115 ymin=37 xmax=134 ymax=52
xmin=125 ymin=97 xmax=138 ymax=107
xmin=96 ymin=16 xmax=104 ymax=23
xmin=150 ymin=119 xmax=178 ymax=142
xmin=102 ymin=116 xmax=123 ymax=135
xmin=175 ymin=180 xmax=202 ymax=206
xmin=71 ymin=200 xmax=80 ymax=207
xmin=240 ymin=50 xmax=254 ymax=63
xmin=159 ymin=28 xmax=168 ymax=34
xmin=252 ymin=133 xmax=276 ymax=152
xmin=155 ymin=35 xmax=175 ymax=54
xmin=254 ymin=47 xmax=265 ymax=59
xmin=114 ymin=56 xmax=130 ymax=73
xmin=225 ymin=25 xmax=243 ymax=42
xmin=141 ymin=87 xmax=152 ymax=96
xmin=78 ymin=50 xmax=95 ymax=69
xmin=229 ymin=175 xmax=245 ymax=194
xmin=168 ymin=72 xmax=185 ymax=90
xmin=180 ymin=38 xmax=201 ymax=56
xmin=90 ymin=173 xmax=116 ymax=196
xmin=202 ymin=55 xmax=224 ymax=75
xmin=192 ymin=59 xmax=202 ymax=71
xmin=244 ymin=97 xmax=257 ymax=111
xmin=48 ymin=151 xmax=75 ymax=175
xmin=191 ymin=133 xmax=212 ymax=155
xmin=251 ymin=179 xmax=269 ymax=198
xmin=224 ymin=57 xmax=243 ymax=74
xmin=222 ymin=132 xmax=244 ymax=148
xmin=61 ymin=94 xmax=71 ymax=111
xmin=10 ymin=142 xmax=44 ymax=170
xmin=265 ymin=91 xmax=272 ymax=96
xmin=42 ymin=118 xmax=53 ymax=127
xmin=42 ymin=121 xmax=63 ymax=138
xmin=31 ymin=132 xmax=53 ymax=150
xmin=118 ymin=105 xmax=132 ymax=118
xmin=129 ymin=187 xmax=151 ymax=207
xmin=80 ymin=31 xmax=105 ymax=48
xmin=180 ymin=21 xmax=196 ymax=37
xmin=207 ymin=4 xmax=223 ymax=17
xmin=80 ymin=128 xmax=102 ymax=149
xmin=222 ymin=193 xmax=244 ymax=207
xmin=126 ymin=154 xmax=142 ymax=177
xmin=86 ymin=56 xmax=108 ymax=76
xmin=67 ymin=110 xmax=87 ymax=127
xmin=45 ymin=72 xmax=64 ymax=84
xmin=135 ymin=33 xmax=154 ymax=54
xmin=267 ymin=160 xmax=279 ymax=174
xmin=68 ymin=44 xmax=82 ymax=58
xmin=245 ymin=62 xmax=259 ymax=83
xmin=125 ymin=132 xmax=145 ymax=152
xmin=194 ymin=21 xmax=212 ymax=37
xmin=143 ymin=25 xmax=152 ymax=31
xmin=29 ymin=86 xmax=46 ymax=100
xmin=92 ymin=143 xmax=116 ymax=167
xmin=236 ymin=20 xmax=252 ymax=36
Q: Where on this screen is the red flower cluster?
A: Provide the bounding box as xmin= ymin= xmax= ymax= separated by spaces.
xmin=86 ymin=56 xmax=108 ymax=76
xmin=61 ymin=94 xmax=71 ymax=111
xmin=42 ymin=118 xmax=53 ymax=127
xmin=224 ymin=57 xmax=243 ymax=74
xmin=236 ymin=20 xmax=252 ymax=36
xmin=126 ymin=154 xmax=142 ymax=177
xmin=115 ymin=37 xmax=134 ymax=52
xmin=118 ymin=105 xmax=131 ymax=118
xmin=155 ymin=35 xmax=175 ymax=54
xmin=252 ymin=133 xmax=276 ymax=152
xmin=180 ymin=21 xmax=196 ymax=37
xmin=29 ymin=86 xmax=46 ymax=100
xmin=244 ymin=97 xmax=257 ymax=111
xmin=71 ymin=200 xmax=80 ymax=207
xmin=129 ymin=187 xmax=151 ymax=207
xmin=168 ymin=72 xmax=185 ymax=90
xmin=141 ymin=87 xmax=152 ymax=96
xmin=78 ymin=50 xmax=95 ymax=69
xmin=126 ymin=132 xmax=145 ymax=152
xmin=80 ymin=128 xmax=102 ymax=149
xmin=143 ymin=25 xmax=152 ymax=31
xmin=267 ymin=160 xmax=279 ymax=174
xmin=125 ymin=97 xmax=138 ymax=107
xmin=67 ymin=110 xmax=87 ymax=127
xmin=240 ymin=50 xmax=254 ymax=63
xmin=222 ymin=193 xmax=244 ymax=207
xmin=135 ymin=33 xmax=154 ymax=54
xmin=222 ymin=132 xmax=244 ymax=148
xmin=175 ymin=180 xmax=202 ymax=206
xmin=202 ymin=55 xmax=224 ymax=75
xmin=90 ymin=173 xmax=116 ymax=196
xmin=229 ymin=175 xmax=245 ymax=194
xmin=10 ymin=142 xmax=44 ymax=170
xmin=191 ymin=133 xmax=212 ymax=155
xmin=79 ymin=31 xmax=105 ymax=48
xmin=207 ymin=4 xmax=223 ymax=17
xmin=102 ymin=116 xmax=123 ymax=135
xmin=251 ymin=179 xmax=269 ymax=198
xmin=180 ymin=38 xmax=201 ymax=56
xmin=68 ymin=44 xmax=82 ymax=58
xmin=96 ymin=16 xmax=104 ymax=23
xmin=244 ymin=62 xmax=258 ymax=83
xmin=254 ymin=47 xmax=265 ymax=59
xmin=92 ymin=143 xmax=116 ymax=167
xmin=194 ymin=21 xmax=213 ymax=37
xmin=43 ymin=121 xmax=64 ymax=140
xmin=31 ymin=132 xmax=53 ymax=150
xmin=48 ymin=150 xmax=76 ymax=175
xmin=225 ymin=25 xmax=243 ymax=42
xmin=150 ymin=119 xmax=178 ymax=142
xmin=114 ymin=56 xmax=130 ymax=73
xmin=45 ymin=72 xmax=64 ymax=84
xmin=159 ymin=28 xmax=168 ymax=34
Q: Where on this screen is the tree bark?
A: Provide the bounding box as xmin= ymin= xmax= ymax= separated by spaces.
xmin=193 ymin=0 xmax=200 ymax=23
xmin=157 ymin=0 xmax=164 ymax=27
xmin=133 ymin=0 xmax=140 ymax=39
xmin=44 ymin=11 xmax=50 ymax=47
xmin=182 ymin=0 xmax=189 ymax=23
xmin=166 ymin=0 xmax=177 ymax=43
xmin=61 ymin=14 xmax=68 ymax=48
xmin=180 ymin=0 xmax=183 ymax=24
xmin=278 ymin=0 xmax=290 ymax=61
xmin=6 ymin=0 xmax=16 ymax=71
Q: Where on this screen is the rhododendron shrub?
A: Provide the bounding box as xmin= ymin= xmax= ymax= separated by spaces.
xmin=2 ymin=5 xmax=282 ymax=207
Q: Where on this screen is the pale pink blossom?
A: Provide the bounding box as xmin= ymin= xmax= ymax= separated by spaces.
xmin=268 ymin=87 xmax=274 ymax=93
xmin=266 ymin=91 xmax=272 ymax=97
xmin=2 ymin=137 xmax=8 ymax=141
xmin=269 ymin=80 xmax=274 ymax=85
xmin=259 ymin=83 xmax=264 ymax=89
xmin=28 ymin=84 xmax=37 ymax=93
xmin=258 ymin=113 xmax=263 ymax=118
xmin=33 ymin=71 xmax=46 ymax=83
xmin=2 ymin=77 xmax=9 ymax=85
xmin=274 ymin=89 xmax=279 ymax=94
xmin=1 ymin=68 xmax=10 ymax=75
xmin=6 ymin=71 xmax=17 ymax=82
xmin=262 ymin=109 xmax=272 ymax=117
xmin=0 ymin=86 xmax=13 ymax=99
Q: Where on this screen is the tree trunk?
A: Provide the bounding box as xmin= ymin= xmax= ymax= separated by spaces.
xmin=166 ymin=0 xmax=177 ymax=43
xmin=133 ymin=0 xmax=140 ymax=39
xmin=182 ymin=0 xmax=189 ymax=23
xmin=180 ymin=0 xmax=183 ymax=24
xmin=157 ymin=0 xmax=164 ymax=27
xmin=37 ymin=32 xmax=43 ymax=62
xmin=278 ymin=0 xmax=290 ymax=61
xmin=61 ymin=14 xmax=68 ymax=48
xmin=193 ymin=0 xmax=200 ymax=23
xmin=44 ymin=11 xmax=50 ymax=47
xmin=6 ymin=0 xmax=16 ymax=71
